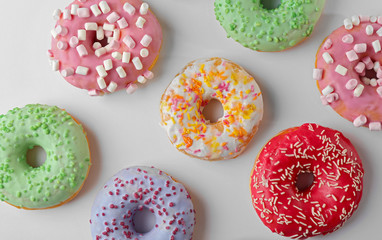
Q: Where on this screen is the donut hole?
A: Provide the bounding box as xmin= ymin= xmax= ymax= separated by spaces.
xmin=90 ymin=31 xmax=109 ymax=48
xmin=202 ymin=99 xmax=224 ymax=124
xmin=364 ymin=67 xmax=378 ymax=79
xmin=132 ymin=207 xmax=156 ymax=234
xmin=26 ymin=146 xmax=46 ymax=168
xmin=260 ymin=0 xmax=281 ymax=10
xmin=295 ymin=171 xmax=314 ymax=192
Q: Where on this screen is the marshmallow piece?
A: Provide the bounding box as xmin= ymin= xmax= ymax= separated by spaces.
xmin=53 ymin=9 xmax=62 ymax=20
xmin=97 ymin=77 xmax=107 ymax=89
xmin=123 ymin=2 xmax=136 ymax=15
xmin=78 ymin=29 xmax=86 ymax=41
xmin=342 ymin=34 xmax=354 ymax=44
xmin=335 ymin=65 xmax=348 ymax=76
xmin=97 ymin=26 xmax=104 ymax=40
xmin=362 ymin=77 xmax=370 ymax=85
xmin=353 ymin=115 xmax=367 ymax=127
xmin=51 ymin=60 xmax=59 ymax=71
xmin=140 ymin=35 xmax=152 ymax=47
xmin=61 ymin=68 xmax=74 ymax=77
xmin=57 ymin=41 xmax=68 ymax=50
xmin=322 ymin=85 xmax=334 ymax=96
xmin=75 ymin=66 xmax=89 ymax=75
xmin=346 ymin=50 xmax=358 ymax=62
xmin=126 ymin=84 xmax=138 ymax=94
xmin=377 ymin=28 xmax=382 ymax=37
xmin=322 ymin=52 xmax=334 ymax=64
xmin=377 ymin=86 xmax=382 ymax=97
xmin=370 ymin=16 xmax=378 ymax=23
xmin=103 ymin=23 xmax=115 ymax=31
xmin=362 ymin=56 xmax=374 ymax=70
xmin=132 ymin=57 xmax=143 ymax=70
xmin=104 ymin=59 xmax=113 ymax=71
xmin=323 ymin=39 xmax=332 ymax=50
xmin=123 ymin=35 xmax=136 ymax=49
xmin=96 ymin=65 xmax=108 ymax=77
xmin=85 ymin=22 xmax=98 ymax=31
xmin=351 ymin=15 xmax=360 ymax=26
xmin=93 ymin=42 xmax=102 ymax=49
xmin=105 ymin=30 xmax=113 ymax=38
xmin=140 ymin=3 xmax=149 ymax=15
xmin=122 ymin=52 xmax=131 ymax=63
xmin=68 ymin=37 xmax=79 ymax=48
xmin=77 ymin=8 xmax=90 ymax=18
xmin=107 ymin=12 xmax=120 ymax=23
xmin=90 ymin=4 xmax=102 ymax=17
xmin=353 ymin=84 xmax=364 ymax=97
xmin=63 ymin=9 xmax=71 ymax=20
xmin=320 ymin=95 xmax=328 ymax=105
xmin=360 ymin=15 xmax=370 ymax=22
xmin=113 ymin=29 xmax=120 ymax=40
xmin=51 ymin=29 xmax=58 ymax=39
xmin=71 ymin=4 xmax=79 ymax=15
xmin=372 ymin=40 xmax=381 ymax=53
xmin=107 ymin=81 xmax=118 ymax=92
xmin=137 ymin=75 xmax=147 ymax=84
xmin=95 ymin=47 xmax=107 ymax=57
xmin=377 ymin=67 xmax=382 ymax=79
xmin=116 ymin=66 xmax=127 ymax=78
xmin=88 ymin=89 xmax=103 ymax=96
xmin=117 ymin=17 xmax=128 ymax=29
xmin=55 ymin=25 xmax=68 ymax=36
xmin=112 ymin=52 xmax=122 ymax=60
xmin=354 ymin=43 xmax=367 ymax=53
xmin=136 ymin=17 xmax=146 ymax=28
xmin=344 ymin=18 xmax=353 ymax=30
xmin=374 ymin=61 xmax=381 ymax=72
xmin=99 ymin=1 xmax=111 ymax=14
xmin=140 ymin=48 xmax=149 ymax=58
xmin=143 ymin=70 xmax=154 ymax=80
xmin=313 ymin=68 xmax=323 ymax=80
xmin=354 ymin=62 xmax=366 ymax=73
xmin=107 ymin=39 xmax=120 ymax=50
xmin=326 ymin=93 xmax=339 ymax=103
xmin=366 ymin=25 xmax=374 ymax=35
xmin=345 ymin=79 xmax=358 ymax=90
xmin=369 ymin=122 xmax=382 ymax=131
xmin=370 ymin=78 xmax=378 ymax=87
xmin=379 ymin=16 xmax=382 ymax=24
xmin=378 ymin=79 xmax=382 ymax=86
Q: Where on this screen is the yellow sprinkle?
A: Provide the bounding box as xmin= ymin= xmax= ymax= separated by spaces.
xmin=187 ymin=113 xmax=191 ymax=120
xmin=171 ymin=117 xmax=175 ymax=124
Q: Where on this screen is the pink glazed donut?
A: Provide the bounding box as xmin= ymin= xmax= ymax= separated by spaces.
xmin=49 ymin=0 xmax=162 ymax=95
xmin=314 ymin=15 xmax=382 ymax=130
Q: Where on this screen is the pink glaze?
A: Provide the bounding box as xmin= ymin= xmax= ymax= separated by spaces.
xmin=316 ymin=17 xmax=382 ymax=129
xmin=50 ymin=0 xmax=162 ymax=95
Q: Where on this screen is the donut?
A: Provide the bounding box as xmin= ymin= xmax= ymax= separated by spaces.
xmin=90 ymin=166 xmax=195 ymax=240
xmin=160 ymin=57 xmax=263 ymax=161
xmin=250 ymin=123 xmax=364 ymax=238
xmin=214 ymin=0 xmax=326 ymax=52
xmin=314 ymin=16 xmax=382 ymax=130
xmin=0 ymin=104 xmax=91 ymax=209
xmin=49 ymin=0 xmax=162 ymax=95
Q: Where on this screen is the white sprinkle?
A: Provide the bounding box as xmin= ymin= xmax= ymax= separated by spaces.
xmin=354 ymin=43 xmax=367 ymax=53
xmin=140 ymin=3 xmax=149 ymax=15
xmin=97 ymin=26 xmax=104 ymax=40
xmin=107 ymin=81 xmax=118 ymax=92
xmin=99 ymin=1 xmax=111 ymax=14
xmin=322 ymin=52 xmax=334 ymax=64
xmin=132 ymin=57 xmax=143 ymax=70
xmin=372 ymin=40 xmax=381 ymax=53
xmin=126 ymin=84 xmax=138 ymax=94
xmin=51 ymin=29 xmax=58 ymax=39
xmin=90 ymin=4 xmax=102 ymax=17
xmin=353 ymin=84 xmax=364 ymax=97
xmin=370 ymin=16 xmax=378 ymax=23
xmin=313 ymin=68 xmax=323 ymax=81
xmin=136 ymin=17 xmax=146 ymax=28
xmin=370 ymin=78 xmax=378 ymax=87
xmin=366 ymin=25 xmax=374 ymax=35
xmin=88 ymin=89 xmax=102 ymax=96
xmin=140 ymin=34 xmax=152 ymax=47
xmin=61 ymin=68 xmax=74 ymax=77
xmin=96 ymin=65 xmax=108 ymax=77
xmin=71 ymin=4 xmax=79 ymax=15
xmin=351 ymin=15 xmax=360 ymax=26
xmin=63 ymin=9 xmax=71 ymax=20
xmin=342 ymin=34 xmax=354 ymax=44
xmin=374 ymin=61 xmax=381 ymax=72
xmin=112 ymin=52 xmax=122 ymax=60
xmin=113 ymin=29 xmax=120 ymax=40
xmin=123 ymin=2 xmax=136 ymax=15
xmin=95 ymin=47 xmax=107 ymax=57
xmin=117 ymin=17 xmax=129 ymax=29
xmin=75 ymin=66 xmax=89 ymax=75
xmin=122 ymin=52 xmax=131 ymax=63
xmin=369 ymin=122 xmax=382 ymax=131
xmin=107 ymin=12 xmax=120 ymax=23
xmin=322 ymin=85 xmax=334 ymax=96
xmin=116 ymin=66 xmax=127 ymax=78
xmin=345 ymin=79 xmax=358 ymax=90
xmin=137 ymin=75 xmax=147 ymax=84
xmin=53 ymin=9 xmax=62 ymax=20
xmin=78 ymin=29 xmax=86 ymax=41
xmin=85 ymin=22 xmax=98 ymax=31
xmin=362 ymin=77 xmax=370 ymax=85
xmin=103 ymin=59 xmax=113 ymax=71
xmin=93 ymin=42 xmax=102 ymax=49
xmin=345 ymin=50 xmax=358 ymax=62
xmin=377 ymin=27 xmax=382 ymax=37
xmin=103 ymin=23 xmax=115 ymax=31
xmin=335 ymin=65 xmax=348 ymax=76
xmin=76 ymin=44 xmax=88 ymax=57
xmin=140 ymin=48 xmax=149 ymax=58
xmin=55 ymin=25 xmax=68 ymax=36
xmin=97 ymin=77 xmax=107 ymax=89
xmin=123 ymin=35 xmax=136 ymax=49
xmin=344 ymin=18 xmax=353 ymax=30
xmin=51 ymin=60 xmax=59 ymax=71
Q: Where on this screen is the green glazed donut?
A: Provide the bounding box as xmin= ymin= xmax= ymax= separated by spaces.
xmin=0 ymin=104 xmax=90 ymax=209
xmin=214 ymin=0 xmax=326 ymax=52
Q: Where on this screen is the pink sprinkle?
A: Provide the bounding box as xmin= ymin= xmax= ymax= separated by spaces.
xmin=105 ymin=31 xmax=113 ymax=37
xmin=126 ymin=84 xmax=138 ymax=94
xmin=313 ymin=68 xmax=323 ymax=80
xmin=323 ymin=39 xmax=333 ymax=50
xmin=342 ymin=34 xmax=354 ymax=44
xmin=353 ymin=115 xmax=367 ymax=127
xmin=69 ymin=36 xmax=79 ymax=48
xmin=377 ymin=86 xmax=382 ymax=97
xmin=77 ymin=8 xmax=90 ymax=18
xmin=346 ymin=79 xmax=358 ymax=90
xmin=57 ymin=41 xmax=68 ymax=50
xmin=326 ymin=93 xmax=339 ymax=103
xmin=61 ymin=68 xmax=74 ymax=77
xmin=362 ymin=56 xmax=374 ymax=70
xmin=346 ymin=50 xmax=358 ymax=62
xmin=107 ymin=12 xmax=120 ymax=23
xmin=144 ymin=71 xmax=154 ymax=79
xmin=55 ymin=25 xmax=68 ymax=36
xmin=354 ymin=62 xmax=366 ymax=73
xmin=369 ymin=122 xmax=382 ymax=131
xmin=377 ymin=67 xmax=382 ymax=79
xmin=354 ymin=43 xmax=367 ymax=53
xmin=76 ymin=44 xmax=88 ymax=57
xmin=107 ymin=39 xmax=120 ymax=50
xmin=360 ymin=15 xmax=370 ymax=22
xmin=320 ymin=95 xmax=328 ymax=105
xmin=117 ymin=17 xmax=129 ymax=29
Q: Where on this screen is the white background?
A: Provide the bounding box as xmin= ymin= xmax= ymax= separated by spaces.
xmin=0 ymin=0 xmax=381 ymax=239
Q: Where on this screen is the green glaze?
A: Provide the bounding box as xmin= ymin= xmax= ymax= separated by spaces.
xmin=214 ymin=0 xmax=326 ymax=52
xmin=0 ymin=104 xmax=90 ymax=209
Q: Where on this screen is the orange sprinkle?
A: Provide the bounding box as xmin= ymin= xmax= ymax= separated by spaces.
xmin=182 ymin=136 xmax=193 ymax=148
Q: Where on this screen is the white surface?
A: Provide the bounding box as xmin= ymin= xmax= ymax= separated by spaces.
xmin=0 ymin=0 xmax=381 ymax=239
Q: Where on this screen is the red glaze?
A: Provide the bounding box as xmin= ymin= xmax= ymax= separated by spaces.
xmin=250 ymin=123 xmax=364 ymax=239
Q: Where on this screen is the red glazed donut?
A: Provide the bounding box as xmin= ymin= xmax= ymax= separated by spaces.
xmin=250 ymin=123 xmax=364 ymax=239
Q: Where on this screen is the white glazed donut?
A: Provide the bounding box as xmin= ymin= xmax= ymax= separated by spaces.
xmin=90 ymin=166 xmax=195 ymax=240
xmin=160 ymin=57 xmax=263 ymax=161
